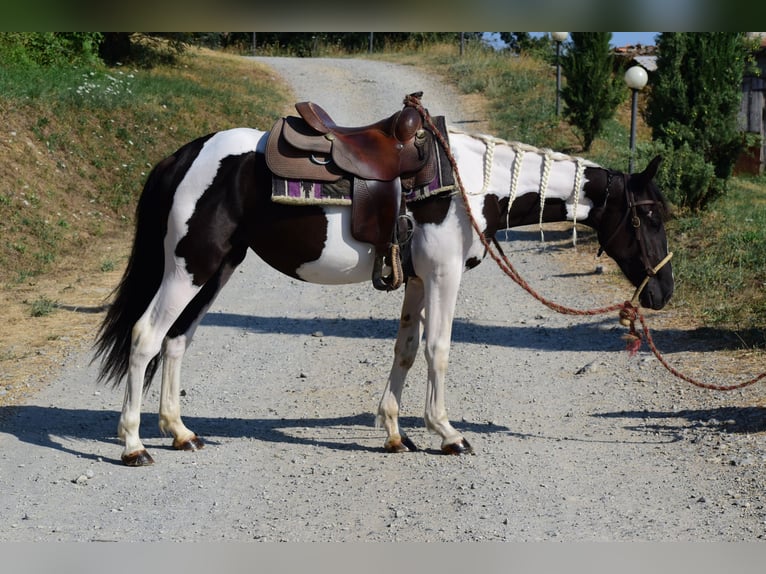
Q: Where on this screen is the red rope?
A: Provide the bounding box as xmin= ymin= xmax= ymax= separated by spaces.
xmin=404 ymin=93 xmax=766 ymax=392
xmin=637 ymin=313 xmax=766 ymax=391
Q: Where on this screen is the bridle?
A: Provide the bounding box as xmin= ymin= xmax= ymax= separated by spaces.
xmin=597 ymin=171 xmax=673 ymax=304
xmin=598 ymin=170 xmax=672 ymax=277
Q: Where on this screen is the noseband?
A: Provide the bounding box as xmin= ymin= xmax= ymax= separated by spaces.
xmin=598 ymin=171 xmax=673 ymax=287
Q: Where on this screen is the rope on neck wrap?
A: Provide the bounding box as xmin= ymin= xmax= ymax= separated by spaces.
xmin=538 ymin=150 xmax=553 ymax=243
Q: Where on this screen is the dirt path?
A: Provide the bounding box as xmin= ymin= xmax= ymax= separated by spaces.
xmin=1 ymin=57 xmax=765 ymax=542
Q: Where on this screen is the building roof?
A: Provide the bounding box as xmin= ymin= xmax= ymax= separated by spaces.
xmin=633 ymin=55 xmax=658 ymax=72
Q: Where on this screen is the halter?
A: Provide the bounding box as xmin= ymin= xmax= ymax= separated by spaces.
xmin=597 ymin=171 xmax=673 ymax=302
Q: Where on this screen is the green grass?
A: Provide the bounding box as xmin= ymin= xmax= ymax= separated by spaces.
xmin=668 ymin=177 xmax=766 ymax=340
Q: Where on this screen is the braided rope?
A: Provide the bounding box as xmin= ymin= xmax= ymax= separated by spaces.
xmin=538 ymin=150 xmax=553 ymax=243
xmin=478 ymin=135 xmax=496 ymax=195
xmin=507 ymin=142 xmax=523 ymax=231
xmin=638 ymin=314 xmax=766 ymax=391
xmin=571 ymin=158 xmax=585 ymax=247
xmin=402 ymin=93 xmax=766 ymax=392
xmin=403 ymin=94 xmax=623 ymax=317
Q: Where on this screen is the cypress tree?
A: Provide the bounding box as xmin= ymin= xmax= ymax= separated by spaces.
xmin=560 ymin=32 xmax=623 ymax=151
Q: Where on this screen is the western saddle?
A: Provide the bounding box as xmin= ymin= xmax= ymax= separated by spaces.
xmin=265 ymin=92 xmax=438 ymax=290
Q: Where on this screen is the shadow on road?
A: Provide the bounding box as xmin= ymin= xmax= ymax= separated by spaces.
xmin=200 ymin=312 xmax=758 ymax=355
xmin=594 ymin=405 xmax=766 ymax=435
xmin=0 ymin=406 xmax=508 ymax=464
xmin=5 ymin=401 xmax=764 ymax=466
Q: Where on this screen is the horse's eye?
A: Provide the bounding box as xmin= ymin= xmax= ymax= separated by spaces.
xmin=644 ymin=208 xmax=663 ymax=227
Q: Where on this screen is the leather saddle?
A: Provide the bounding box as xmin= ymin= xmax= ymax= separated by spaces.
xmin=265 ymin=94 xmax=438 ymax=291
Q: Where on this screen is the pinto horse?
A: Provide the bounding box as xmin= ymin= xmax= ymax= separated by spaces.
xmin=94 ymin=114 xmax=674 ymax=466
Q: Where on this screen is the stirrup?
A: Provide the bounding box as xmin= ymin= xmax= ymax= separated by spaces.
xmin=372 ymin=244 xmax=403 ymax=291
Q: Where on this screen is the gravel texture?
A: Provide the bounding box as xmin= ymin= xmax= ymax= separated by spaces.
xmin=1 ymin=57 xmax=765 ymax=542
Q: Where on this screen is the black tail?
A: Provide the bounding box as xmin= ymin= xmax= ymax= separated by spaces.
xmin=92 ymin=135 xmax=213 ymax=387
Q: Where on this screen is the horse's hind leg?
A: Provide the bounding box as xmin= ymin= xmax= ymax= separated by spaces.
xmin=158 ymin=249 xmax=246 ymax=452
xmin=377 ymin=277 xmax=425 ymax=452
xmin=119 ymin=273 xmax=202 ymax=466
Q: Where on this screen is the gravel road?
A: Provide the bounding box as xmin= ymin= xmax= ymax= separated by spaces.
xmin=1 ymin=57 xmax=765 ymax=543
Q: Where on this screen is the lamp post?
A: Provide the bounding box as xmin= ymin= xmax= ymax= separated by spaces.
xmin=624 ymin=65 xmax=648 ymax=173
xmin=551 ymin=32 xmax=568 ymax=117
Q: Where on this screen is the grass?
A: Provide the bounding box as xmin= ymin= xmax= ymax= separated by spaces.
xmin=28 ymin=296 xmax=56 ymax=317
xmin=0 ymin=48 xmax=289 ymax=285
xmin=669 ymin=177 xmax=766 ymax=342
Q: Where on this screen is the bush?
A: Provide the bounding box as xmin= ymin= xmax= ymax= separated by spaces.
xmin=645 ymin=33 xmax=748 ymax=212
xmin=0 ymin=32 xmax=102 ymax=68
xmin=639 ymin=140 xmax=717 ymax=211
xmin=560 ymin=32 xmax=624 ymax=151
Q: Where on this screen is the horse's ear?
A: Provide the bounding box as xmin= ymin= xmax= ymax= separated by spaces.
xmin=639 ymin=155 xmax=662 ymax=181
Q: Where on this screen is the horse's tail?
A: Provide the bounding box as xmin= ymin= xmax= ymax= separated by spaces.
xmin=93 ymin=136 xmax=212 ymax=388
xmin=91 ymin=161 xmax=170 ymax=387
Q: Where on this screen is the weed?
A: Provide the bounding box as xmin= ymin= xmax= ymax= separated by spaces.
xmin=29 ymin=296 xmax=56 ymax=317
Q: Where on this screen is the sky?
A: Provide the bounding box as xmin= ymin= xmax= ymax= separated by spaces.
xmin=530 ymin=32 xmax=659 ymax=47
xmin=609 ymin=32 xmax=658 ymax=47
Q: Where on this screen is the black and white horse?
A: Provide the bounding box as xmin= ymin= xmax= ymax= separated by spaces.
xmin=94 ymin=123 xmax=674 ymax=465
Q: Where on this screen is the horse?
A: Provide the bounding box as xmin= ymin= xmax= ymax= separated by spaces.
xmin=93 ymin=106 xmax=674 ymax=466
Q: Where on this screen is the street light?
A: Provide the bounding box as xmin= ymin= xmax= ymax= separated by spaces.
xmin=624 ymin=65 xmax=648 ymax=173
xmin=551 ymin=32 xmax=568 ymax=117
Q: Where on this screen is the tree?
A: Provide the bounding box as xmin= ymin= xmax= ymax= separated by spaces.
xmin=98 ymin=33 xmax=190 ymax=66
xmin=498 ymin=32 xmax=547 ymax=54
xmin=644 ymin=32 xmax=749 ymax=211
xmin=0 ymin=32 xmax=102 ymax=67
xmin=559 ymin=32 xmax=624 ymax=151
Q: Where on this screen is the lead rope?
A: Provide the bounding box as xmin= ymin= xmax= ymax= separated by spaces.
xmin=403 ymin=92 xmax=765 ymax=392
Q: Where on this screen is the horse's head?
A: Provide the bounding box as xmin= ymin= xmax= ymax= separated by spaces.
xmin=588 ymin=156 xmax=674 ymax=310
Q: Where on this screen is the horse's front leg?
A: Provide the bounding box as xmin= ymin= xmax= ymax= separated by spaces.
xmin=422 ymin=266 xmax=473 ymax=455
xmin=377 ymin=278 xmax=425 ymax=452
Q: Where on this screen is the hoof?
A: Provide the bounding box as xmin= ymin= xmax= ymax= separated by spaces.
xmin=122 ymin=449 xmax=155 ymax=466
xmin=384 ymin=433 xmax=418 ymax=453
xmin=173 ymin=435 xmax=204 ymax=451
xmin=441 ymin=438 xmax=473 ymax=455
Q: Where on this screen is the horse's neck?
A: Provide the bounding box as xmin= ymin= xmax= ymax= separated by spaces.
xmin=450 ymin=132 xmax=602 ymax=229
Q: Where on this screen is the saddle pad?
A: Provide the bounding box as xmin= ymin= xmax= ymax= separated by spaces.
xmin=271 ymin=175 xmax=352 ymax=206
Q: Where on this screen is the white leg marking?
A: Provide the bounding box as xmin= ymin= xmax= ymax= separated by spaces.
xmin=159 ymin=334 xmax=198 ymax=447
xmin=119 ymin=269 xmax=201 ymax=462
xmin=377 ymin=278 xmax=425 ymax=450
xmin=157 ymin=260 xmax=239 ymax=450
xmin=421 ymin=264 xmax=465 ymax=449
